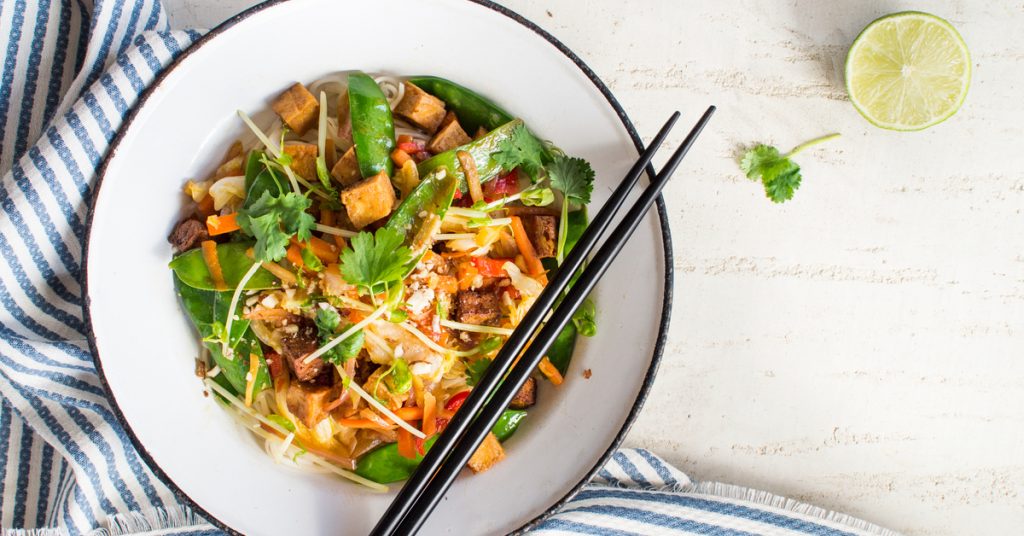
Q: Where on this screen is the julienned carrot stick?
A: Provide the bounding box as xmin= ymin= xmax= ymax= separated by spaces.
xmin=286 ymin=243 xmax=305 ymax=271
xmin=200 ymin=240 xmax=227 ymax=291
xmin=538 ymin=356 xmax=564 ymax=386
xmin=510 ymin=216 xmax=544 ymax=276
xmin=397 ymin=428 xmax=416 ymax=459
xmin=308 ymin=235 xmax=339 ymax=262
xmin=422 ymin=392 xmax=437 ymax=437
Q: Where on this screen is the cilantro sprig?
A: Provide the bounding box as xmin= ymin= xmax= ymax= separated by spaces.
xmin=313 ymin=307 xmax=363 ymax=365
xmin=339 ymin=227 xmax=415 ymax=298
xmin=548 ymin=154 xmax=595 ymax=263
xmin=493 ymin=124 xmax=547 ymax=181
xmin=740 ymin=133 xmax=840 ymax=203
xmin=236 ymin=189 xmax=316 ymax=262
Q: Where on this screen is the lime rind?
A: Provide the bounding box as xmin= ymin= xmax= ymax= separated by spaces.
xmin=845 ymin=11 xmax=971 ymax=131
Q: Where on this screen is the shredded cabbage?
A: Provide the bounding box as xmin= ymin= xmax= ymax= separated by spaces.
xmin=208 ymin=175 xmax=246 ymax=210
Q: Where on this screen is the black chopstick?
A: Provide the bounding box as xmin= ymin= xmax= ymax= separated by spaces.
xmin=384 ymin=106 xmax=716 ymax=535
xmin=370 ymin=107 xmax=713 ymax=536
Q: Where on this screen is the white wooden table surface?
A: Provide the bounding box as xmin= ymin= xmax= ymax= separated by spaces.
xmin=163 ymin=1 xmax=1024 ymax=535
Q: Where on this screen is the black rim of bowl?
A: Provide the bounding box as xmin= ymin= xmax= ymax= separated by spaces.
xmin=83 ymin=1 xmax=674 ymax=534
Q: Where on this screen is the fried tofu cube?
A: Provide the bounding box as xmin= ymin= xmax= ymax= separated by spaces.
xmin=395 ymin=82 xmax=446 ymax=133
xmin=509 ymin=377 xmax=536 ymax=409
xmin=521 ymin=215 xmax=557 ymax=258
xmin=456 ymin=291 xmax=501 ymax=326
xmin=283 ymin=143 xmax=318 ymax=180
xmin=272 ymin=83 xmax=319 ymax=136
xmin=330 ymin=146 xmax=362 ymax=186
xmin=286 ymin=382 xmax=334 ymax=428
xmin=426 ymin=118 xmax=471 ymax=154
xmin=467 ymin=432 xmax=505 ymax=473
xmin=438 ymin=111 xmax=457 ymax=131
xmin=341 ymin=171 xmax=396 ymax=229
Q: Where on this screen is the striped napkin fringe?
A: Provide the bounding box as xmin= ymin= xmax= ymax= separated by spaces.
xmin=0 ymin=0 xmax=899 ymax=535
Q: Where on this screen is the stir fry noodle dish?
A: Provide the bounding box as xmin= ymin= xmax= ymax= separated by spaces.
xmin=168 ymin=72 xmax=598 ymax=490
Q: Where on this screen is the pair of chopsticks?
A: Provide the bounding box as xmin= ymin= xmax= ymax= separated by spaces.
xmin=371 ymin=106 xmax=716 ymax=536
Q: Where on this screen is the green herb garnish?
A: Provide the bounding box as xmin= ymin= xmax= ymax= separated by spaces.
xmin=339 ymin=227 xmax=415 ymax=297
xmin=236 ymin=190 xmax=316 ymax=262
xmin=740 ymin=133 xmax=839 ymax=203
xmin=548 ymin=154 xmax=594 ymax=263
xmin=313 ymin=307 xmax=364 ymax=365
xmin=493 ymin=125 xmax=547 ymax=180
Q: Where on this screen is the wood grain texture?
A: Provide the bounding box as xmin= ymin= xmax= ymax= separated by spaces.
xmin=165 ymin=1 xmax=1024 ymax=534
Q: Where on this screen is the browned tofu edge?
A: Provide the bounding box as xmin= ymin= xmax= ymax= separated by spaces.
xmin=395 ymin=82 xmax=447 ymax=133
xmin=271 ymin=83 xmax=319 ymax=136
xmin=509 ymin=376 xmax=537 ymax=409
xmin=467 ymin=432 xmax=505 ymax=473
xmin=330 ymin=146 xmax=362 ymax=186
xmin=340 ymin=171 xmax=396 ymax=229
xmin=426 ymin=119 xmax=472 ymax=154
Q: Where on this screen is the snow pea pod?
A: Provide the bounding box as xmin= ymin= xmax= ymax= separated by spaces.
xmin=354 ymin=410 xmax=527 ymax=484
xmin=407 ymin=76 xmax=514 ymax=134
xmin=174 ymin=275 xmax=271 ymax=395
xmin=348 ymin=72 xmax=396 ymax=178
xmin=384 ymin=168 xmax=458 ymax=271
xmin=169 ymin=242 xmax=280 ymax=291
xmin=491 ymin=409 xmax=528 ymax=441
xmin=417 ymin=119 xmax=526 ymax=193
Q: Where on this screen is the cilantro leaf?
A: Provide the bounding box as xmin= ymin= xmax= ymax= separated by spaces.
xmin=548 ymin=154 xmax=595 ymax=263
xmin=493 ymin=125 xmax=547 ymax=180
xmin=466 ymin=358 xmax=492 ymax=387
xmin=339 ymin=227 xmax=415 ymax=296
xmin=548 ymin=155 xmax=594 ymax=205
xmin=314 ymin=307 xmax=341 ymax=333
xmin=739 ymin=134 xmax=839 ymax=204
xmin=236 ymin=190 xmax=316 ymax=261
xmin=240 ymin=211 xmax=292 ymax=262
xmin=740 ymin=144 xmax=802 ymax=203
xmin=314 ymin=307 xmax=363 ymax=365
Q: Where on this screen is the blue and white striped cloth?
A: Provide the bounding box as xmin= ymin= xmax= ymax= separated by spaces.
xmin=0 ymin=1 xmax=899 ymax=534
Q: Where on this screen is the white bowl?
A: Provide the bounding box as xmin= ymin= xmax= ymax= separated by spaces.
xmin=85 ymin=0 xmax=672 ymax=534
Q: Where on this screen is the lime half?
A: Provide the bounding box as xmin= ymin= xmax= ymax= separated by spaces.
xmin=845 ymin=11 xmax=971 ymax=131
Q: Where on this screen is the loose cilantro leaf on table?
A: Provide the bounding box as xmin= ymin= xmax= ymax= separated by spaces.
xmin=493 ymin=125 xmax=547 ymax=180
xmin=740 ymin=133 xmax=839 ymax=203
xmin=339 ymin=227 xmax=415 ymax=296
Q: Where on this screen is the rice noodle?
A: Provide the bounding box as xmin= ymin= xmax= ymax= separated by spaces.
xmin=309 ymin=73 xmax=347 ymax=105
xmin=440 ymin=318 xmax=514 ymax=336
xmin=374 ymin=75 xmax=405 ymax=110
xmin=394 ymin=119 xmax=431 ymax=145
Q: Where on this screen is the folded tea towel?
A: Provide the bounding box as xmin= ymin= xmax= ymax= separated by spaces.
xmin=0 ymin=1 xmax=899 ymax=534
